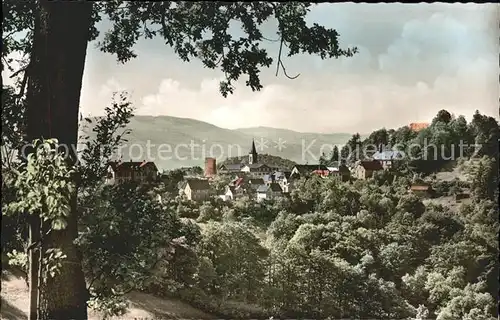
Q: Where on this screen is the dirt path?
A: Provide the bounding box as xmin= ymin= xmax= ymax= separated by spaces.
xmin=1 ymin=269 xmax=214 ymax=320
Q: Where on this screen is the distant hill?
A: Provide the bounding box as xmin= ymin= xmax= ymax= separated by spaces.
xmin=79 ymin=115 xmax=354 ymax=171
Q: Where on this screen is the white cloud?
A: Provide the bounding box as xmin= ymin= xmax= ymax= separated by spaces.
xmin=135 ymin=57 xmax=496 ymax=133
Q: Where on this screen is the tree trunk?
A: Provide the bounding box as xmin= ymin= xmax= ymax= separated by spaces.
xmin=25 ymin=1 xmax=93 ymax=319
xmin=28 ymin=216 xmax=40 ymax=320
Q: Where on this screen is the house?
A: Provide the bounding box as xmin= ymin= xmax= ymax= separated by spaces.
xmin=272 ymin=171 xmax=291 ymax=193
xmin=263 ymin=172 xmax=291 ymax=192
xmin=248 ymin=178 xmax=265 ymax=189
xmin=256 ymin=183 xmax=283 ymax=202
xmin=327 ymin=164 xmax=351 ymax=182
xmin=353 ymin=160 xmax=383 ymax=180
xmin=106 ymin=160 xmax=158 ymax=185
xmin=222 ymin=185 xmax=244 ymax=201
xmin=218 ymin=163 xmax=244 ymax=174
xmin=409 ymin=184 xmax=434 ymax=198
xmin=183 ymin=179 xmax=212 ymax=201
xmin=372 ymin=150 xmax=406 ymax=169
xmin=290 ymin=164 xmax=329 ymax=179
xmin=241 ymin=163 xmax=273 ymax=176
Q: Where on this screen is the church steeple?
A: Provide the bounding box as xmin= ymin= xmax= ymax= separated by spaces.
xmin=249 ymin=139 xmax=258 ymax=164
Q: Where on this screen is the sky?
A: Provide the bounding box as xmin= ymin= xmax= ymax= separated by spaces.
xmin=5 ymin=3 xmax=499 ymax=134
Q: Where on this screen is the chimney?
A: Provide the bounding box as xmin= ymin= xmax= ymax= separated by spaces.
xmin=204 ymin=157 xmax=216 ymax=177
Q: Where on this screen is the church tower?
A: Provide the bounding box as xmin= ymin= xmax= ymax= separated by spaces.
xmin=248 ymin=139 xmax=258 ymax=164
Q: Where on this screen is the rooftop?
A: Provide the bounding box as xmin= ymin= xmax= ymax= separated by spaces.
xmin=359 ymin=160 xmax=384 ymax=171
xmin=409 ymin=122 xmax=430 ymax=132
xmin=109 ymin=161 xmax=157 ymax=171
xmin=373 ymin=150 xmax=406 ymax=161
xmin=257 ymin=183 xmax=282 ymax=193
xmin=186 ymin=179 xmax=211 ymax=190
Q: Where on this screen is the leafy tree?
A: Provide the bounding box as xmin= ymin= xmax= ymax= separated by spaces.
xmin=198 ymin=221 xmax=268 ymax=304
xmin=390 ymin=125 xmax=417 ymax=150
xmin=341 ymin=133 xmax=362 ymax=163
xmin=466 ymin=156 xmax=497 ymax=202
xmin=468 ymin=111 xmax=499 ymax=158
xmin=330 ymin=145 xmax=340 ymax=163
xmin=433 ymin=109 xmax=452 ymax=125
xmin=159 ymin=169 xmax=185 ymax=194
xmin=365 ymin=128 xmax=389 ymax=151
xmin=77 ymin=182 xmax=192 ymax=316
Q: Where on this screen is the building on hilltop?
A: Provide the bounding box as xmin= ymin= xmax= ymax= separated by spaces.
xmin=218 ymin=140 xmax=276 ymax=177
xmin=372 ymin=150 xmax=406 ymax=170
xmin=241 ymin=163 xmax=273 ymax=176
xmin=218 ymin=163 xmax=245 ymax=174
xmin=106 ymin=160 xmax=158 ymax=185
xmin=409 ymin=122 xmax=430 ymax=132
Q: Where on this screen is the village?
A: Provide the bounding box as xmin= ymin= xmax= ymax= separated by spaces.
xmin=105 ymin=122 xmax=436 ymax=203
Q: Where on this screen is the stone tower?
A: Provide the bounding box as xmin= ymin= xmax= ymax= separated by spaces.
xmin=248 ymin=139 xmax=258 ymax=164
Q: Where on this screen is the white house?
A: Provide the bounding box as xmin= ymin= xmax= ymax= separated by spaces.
xmin=241 ymin=163 xmax=273 ymax=176
xmin=183 ymin=179 xmax=212 ymax=201
xmin=372 ymin=150 xmax=405 ymax=169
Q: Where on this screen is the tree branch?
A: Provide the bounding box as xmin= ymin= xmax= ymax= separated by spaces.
xmin=275 ymin=35 xmax=300 ymax=80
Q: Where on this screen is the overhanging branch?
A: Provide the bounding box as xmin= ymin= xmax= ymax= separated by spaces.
xmin=275 ymin=35 xmax=300 ymax=80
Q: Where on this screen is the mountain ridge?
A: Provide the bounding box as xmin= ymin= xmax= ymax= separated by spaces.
xmin=80 ymin=115 xmax=357 ymax=171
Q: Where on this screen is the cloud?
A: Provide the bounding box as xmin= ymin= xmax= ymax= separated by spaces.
xmin=98 ymin=77 xmax=126 ymax=98
xmin=135 ymin=58 xmax=496 ymax=134
xmin=378 ymin=11 xmax=496 ymax=84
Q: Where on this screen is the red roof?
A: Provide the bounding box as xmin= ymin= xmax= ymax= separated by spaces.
xmin=312 ymin=170 xmax=330 ymax=176
xmin=409 ymin=123 xmax=429 ymax=132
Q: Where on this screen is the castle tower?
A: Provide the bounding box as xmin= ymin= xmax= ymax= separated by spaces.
xmin=204 ymin=157 xmax=217 ymax=177
xmin=248 ymin=139 xmax=258 ymax=164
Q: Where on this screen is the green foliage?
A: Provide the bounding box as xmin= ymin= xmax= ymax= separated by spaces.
xmin=197 ymin=222 xmax=268 ymax=303
xmin=1 ymin=85 xmax=26 ymax=152
xmin=78 ymin=92 xmax=134 ymax=189
xmin=7 ymin=139 xmax=75 ymax=229
xmin=42 ymin=248 xmax=67 ymax=279
xmin=341 ymin=133 xmax=362 ymax=163
xmin=6 ymin=249 xmax=28 ymax=272
xmin=465 ymin=156 xmax=497 ymax=202
xmin=95 ymin=2 xmax=356 ymax=97
xmin=468 ymin=110 xmax=499 ymax=158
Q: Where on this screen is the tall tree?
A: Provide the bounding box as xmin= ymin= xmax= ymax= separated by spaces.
xmin=330 ymin=145 xmax=340 ymax=163
xmin=433 ymin=109 xmax=452 ymax=125
xmin=4 ymin=1 xmax=356 ymax=317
